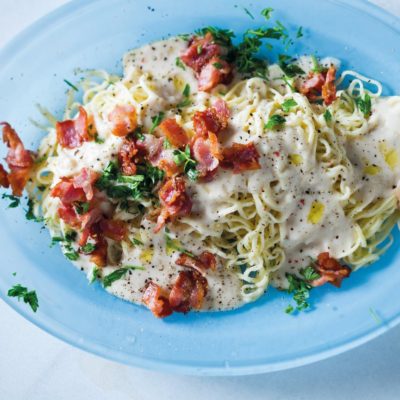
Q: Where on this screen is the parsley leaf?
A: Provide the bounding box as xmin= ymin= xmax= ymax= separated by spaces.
xmin=261 ymin=7 xmax=274 ymax=20
xmin=2 ymin=193 xmax=20 ymax=208
xmin=149 ymin=112 xmax=165 ymax=134
xmin=355 ymin=93 xmax=372 ymax=118
xmin=265 ymin=114 xmax=286 ymax=130
xmin=301 ymin=266 xmax=320 ymax=281
xmin=134 ymin=126 xmax=145 ymax=141
xmin=63 ymin=79 xmax=79 ymax=92
xmin=8 ymin=284 xmax=39 ymax=312
xmin=324 ymin=109 xmax=332 ymax=123
xmin=25 ymin=199 xmax=43 ymax=222
xmin=81 ymin=243 xmax=96 ymax=254
xmin=103 ymin=265 xmax=145 ymax=288
xmin=177 ymin=84 xmax=191 ymax=108
xmin=175 ymin=57 xmax=186 ymax=70
xmin=74 ymin=202 xmax=90 ymax=215
xmin=296 ymin=26 xmax=304 ymax=39
xmin=279 ymin=55 xmax=305 ymax=78
xmin=94 ymin=133 xmax=105 ymax=144
xmin=90 ymin=266 xmax=100 ymax=284
xmin=165 ymin=229 xmax=195 ymax=257
xmin=195 ymin=26 xmax=235 ymax=48
xmin=213 ymin=62 xmax=223 ymax=69
xmin=65 ymin=249 xmax=79 ymax=261
xmin=173 ymin=145 xmax=199 ymax=181
xmin=281 ymin=99 xmax=298 ymax=113
xmin=131 ymin=238 xmax=144 ymax=246
xmin=311 ymin=54 xmax=324 ymax=73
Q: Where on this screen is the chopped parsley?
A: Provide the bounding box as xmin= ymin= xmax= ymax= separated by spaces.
xmin=63 ymin=79 xmax=79 ymax=92
xmin=90 ymin=266 xmax=100 ymax=284
xmin=96 ymin=161 xmax=164 ymax=202
xmin=2 ymin=193 xmax=20 ymax=208
xmin=25 ymin=199 xmax=43 ymax=222
xmin=324 ymin=109 xmax=332 ymax=123
xmin=355 ymin=93 xmax=372 ymax=118
xmin=65 ymin=248 xmax=79 ymax=261
xmin=195 ymin=27 xmax=235 ymax=48
xmin=279 ymin=55 xmax=305 ymax=78
xmin=74 ymin=201 xmax=90 ymax=215
xmin=285 ymin=266 xmax=320 ymax=313
xmin=94 ymin=133 xmax=105 ymax=144
xmin=213 ymin=61 xmax=223 ymax=69
xmin=243 ymin=7 xmax=255 ymax=20
xmin=81 ymin=243 xmax=96 ymax=254
xmin=311 ymin=54 xmax=324 ymax=73
xmin=261 ymin=7 xmax=274 ymax=21
xmin=103 ymin=265 xmax=145 ymax=288
xmin=131 ymin=238 xmax=144 ymax=246
xmin=177 ymin=84 xmax=191 ymax=108
xmin=175 ymin=56 xmax=186 ymax=70
xmin=8 ymin=284 xmax=39 ymax=312
xmin=149 ymin=112 xmax=165 ymax=134
xmin=281 ymin=98 xmax=298 ymax=113
xmin=173 ymin=145 xmax=199 ymax=181
xmin=197 ymin=44 xmax=203 ymax=54
xmin=163 ymin=138 xmax=172 ymax=149
xmin=134 ymin=126 xmax=145 ymax=141
xmin=165 ymin=228 xmax=195 ymax=257
xmin=265 ymin=114 xmax=286 ymax=130
xmin=296 ymin=26 xmax=304 ymax=39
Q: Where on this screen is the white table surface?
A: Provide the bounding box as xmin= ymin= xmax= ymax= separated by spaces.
xmin=1 ymin=0 xmax=400 ymax=398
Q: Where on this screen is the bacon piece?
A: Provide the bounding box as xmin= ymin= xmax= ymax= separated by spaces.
xmin=321 ymin=66 xmax=337 ymax=105
xmin=57 ymin=203 xmax=81 ymax=228
xmin=90 ymin=235 xmax=108 ymax=267
xmin=157 ymin=158 xmax=181 ymax=177
xmin=158 ymin=118 xmax=189 ymax=149
xmin=118 ymin=138 xmax=138 ymax=176
xmin=73 ymin=168 xmax=99 ymax=201
xmin=176 ymin=251 xmax=217 ymax=273
xmin=221 ymin=142 xmax=261 ymax=173
xmin=300 ymin=72 xmax=326 ymax=101
xmin=192 ymin=133 xmax=221 ymax=177
xmin=193 ymin=100 xmax=230 ymax=137
xmin=108 ymin=105 xmax=137 ymax=137
xmin=0 ymin=164 xmax=9 ymax=188
xmin=136 ymin=134 xmax=164 ymax=162
xmin=99 ymin=218 xmax=127 ymax=241
xmin=311 ymin=252 xmax=351 ymax=288
xmin=51 ymin=178 xmax=86 ymax=204
xmin=198 ymin=57 xmax=232 ymax=92
xmin=1 ymin=122 xmax=34 ymax=196
xmin=154 ymin=177 xmax=192 ymax=233
xmin=180 ymin=33 xmax=220 ymax=74
xmin=56 ymin=107 xmax=90 ymax=149
xmin=169 ymin=270 xmax=208 ymax=313
xmin=79 ymin=208 xmax=102 ymax=246
xmin=142 ymin=281 xmax=173 ymax=318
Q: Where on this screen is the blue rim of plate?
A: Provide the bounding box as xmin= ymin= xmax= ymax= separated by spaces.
xmin=0 ymin=0 xmax=400 ymax=375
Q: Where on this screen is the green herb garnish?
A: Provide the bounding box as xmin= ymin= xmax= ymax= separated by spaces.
xmin=175 ymin=57 xmax=186 ymax=70
xmin=165 ymin=229 xmax=195 ymax=257
xmin=177 ymin=84 xmax=191 ymax=108
xmin=90 ymin=266 xmax=100 ymax=284
xmin=81 ymin=243 xmax=96 ymax=254
xmin=134 ymin=126 xmax=145 ymax=141
xmin=281 ymin=99 xmax=298 ymax=113
xmin=311 ymin=54 xmax=323 ymax=73
xmin=279 ymin=55 xmax=305 ymax=78
xmin=74 ymin=202 xmax=90 ymax=215
xmin=149 ymin=112 xmax=165 ymax=134
xmin=296 ymin=26 xmax=304 ymax=39
xmin=265 ymin=114 xmax=286 ymax=130
xmin=131 ymin=238 xmax=144 ymax=246
xmin=65 ymin=250 xmax=79 ymax=261
xmin=94 ymin=133 xmax=105 ymax=144
xmin=324 ymin=109 xmax=332 ymax=123
xmin=8 ymin=284 xmax=39 ymax=312
xmin=173 ymin=145 xmax=199 ymax=181
xmin=103 ymin=265 xmax=145 ymax=288
xmin=25 ymin=199 xmax=43 ymax=222
xmin=261 ymin=7 xmax=274 ymax=20
xmin=63 ymin=79 xmax=79 ymax=92
xmin=355 ymin=93 xmax=372 ymax=118
xmin=2 ymin=193 xmax=20 ymax=208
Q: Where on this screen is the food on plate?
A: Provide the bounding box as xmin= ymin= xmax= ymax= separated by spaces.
xmin=2 ymin=9 xmax=400 ymax=318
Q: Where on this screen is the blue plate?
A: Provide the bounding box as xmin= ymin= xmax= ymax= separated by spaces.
xmin=1 ymin=0 xmax=400 ymax=376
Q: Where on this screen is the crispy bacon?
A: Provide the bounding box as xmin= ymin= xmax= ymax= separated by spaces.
xmin=99 ymin=218 xmax=128 ymax=241
xmin=73 ymin=168 xmax=99 ymax=201
xmin=176 ymin=251 xmax=217 ymax=273
xmin=51 ymin=179 xmax=86 ymax=204
xmin=180 ymin=33 xmax=220 ymax=73
xmin=321 ymin=66 xmax=337 ymax=105
xmin=136 ymin=134 xmax=164 ymax=162
xmin=193 ymin=99 xmax=230 ymax=137
xmin=118 ymin=138 xmax=138 ymax=176
xmin=142 ymin=281 xmax=173 ymax=318
xmin=79 ymin=208 xmax=103 ymax=246
xmin=56 ymin=107 xmax=90 ymax=149
xmin=198 ymin=57 xmax=232 ymax=92
xmin=1 ymin=122 xmax=34 ymax=196
xmin=192 ymin=133 xmax=221 ymax=177
xmin=300 ymin=66 xmax=337 ymax=105
xmin=157 ymin=158 xmax=181 ymax=177
xmin=169 ymin=270 xmax=208 ymax=313
xmin=108 ymin=105 xmax=137 ymax=137
xmin=154 ymin=177 xmax=192 ymax=233
xmin=158 ymin=118 xmax=189 ymax=149
xmin=311 ymin=252 xmax=351 ymax=288
xmin=57 ymin=203 xmax=81 ymax=228
xmin=0 ymin=164 xmax=9 ymax=188
xmin=221 ymin=142 xmax=261 ymax=173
